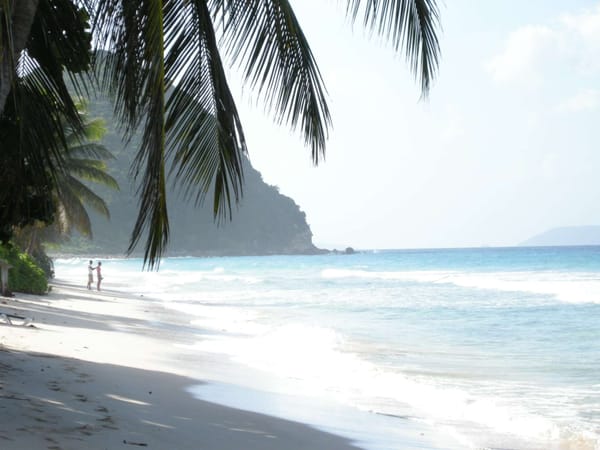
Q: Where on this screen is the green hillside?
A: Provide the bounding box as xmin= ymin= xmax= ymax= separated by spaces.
xmin=54 ymin=94 xmax=321 ymax=257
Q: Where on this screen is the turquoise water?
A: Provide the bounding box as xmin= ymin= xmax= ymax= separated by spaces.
xmin=55 ymin=247 xmax=600 ymax=449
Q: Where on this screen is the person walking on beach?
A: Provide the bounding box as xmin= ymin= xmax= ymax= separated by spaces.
xmin=96 ymin=261 xmax=103 ymax=291
xmin=87 ymin=260 xmax=95 ymax=290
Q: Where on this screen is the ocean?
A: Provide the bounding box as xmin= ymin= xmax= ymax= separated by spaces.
xmin=54 ymin=246 xmax=600 ymax=449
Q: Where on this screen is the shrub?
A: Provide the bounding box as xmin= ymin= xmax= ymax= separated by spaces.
xmin=0 ymin=244 xmax=48 ymax=294
xmin=31 ymin=249 xmax=54 ymax=279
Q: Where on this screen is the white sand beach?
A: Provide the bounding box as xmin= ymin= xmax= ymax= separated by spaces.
xmin=0 ymin=282 xmax=363 ymax=450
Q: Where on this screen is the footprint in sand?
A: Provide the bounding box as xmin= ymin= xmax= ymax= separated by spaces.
xmin=46 ymin=381 xmax=61 ymax=392
xmin=97 ymin=415 xmax=118 ymax=430
xmin=75 ymin=372 xmax=92 ymax=383
xmin=76 ymin=424 xmax=94 ymax=436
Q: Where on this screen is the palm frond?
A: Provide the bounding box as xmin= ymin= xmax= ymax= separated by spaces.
xmin=92 ymin=0 xmax=248 ymax=268
xmin=215 ymin=0 xmax=331 ymax=163
xmin=25 ymin=0 xmax=94 ymax=134
xmin=51 ymin=109 xmax=118 ymax=238
xmin=66 ymin=142 xmax=116 ymax=161
xmin=93 ymin=0 xmax=169 ymax=268
xmin=4 ymin=0 xmax=95 ymax=194
xmin=58 ymin=175 xmax=111 ymax=219
xmin=0 ymin=88 xmax=57 ymax=234
xmin=65 ymin=116 xmax=106 ymax=144
xmin=0 ymin=0 xmax=39 ymax=112
xmin=165 ymin=0 xmax=246 ymax=220
xmin=54 ymin=180 xmax=93 ymax=236
xmin=13 ymin=63 xmax=71 ymax=179
xmin=30 ymin=1 xmax=92 ymax=79
xmin=86 ymin=0 xmax=441 ymax=268
xmin=345 ymin=0 xmax=440 ymax=95
xmin=93 ymin=1 xmax=148 ymax=135
xmin=63 ymin=158 xmax=119 ymax=190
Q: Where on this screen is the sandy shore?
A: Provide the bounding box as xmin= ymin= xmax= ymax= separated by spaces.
xmin=0 ymin=282 xmax=361 ymax=450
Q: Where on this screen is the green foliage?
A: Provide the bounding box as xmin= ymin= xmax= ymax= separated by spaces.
xmin=0 ymin=244 xmax=48 ymax=295
xmin=28 ymin=0 xmax=92 ymax=74
xmin=0 ymin=96 xmax=57 ymax=242
xmin=0 ymin=0 xmax=94 ymax=244
xmin=2 ymin=1 xmax=441 ymax=268
xmin=89 ymin=1 xmax=441 ymax=268
xmin=31 ymin=249 xmax=55 ymax=279
xmin=52 ymin=100 xmax=119 ymax=239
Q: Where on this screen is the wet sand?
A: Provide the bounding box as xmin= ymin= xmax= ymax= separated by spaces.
xmin=0 ymin=282 xmax=361 ymax=449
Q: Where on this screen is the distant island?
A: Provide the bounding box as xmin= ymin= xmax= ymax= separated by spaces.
xmin=520 ymin=226 xmax=600 ymax=247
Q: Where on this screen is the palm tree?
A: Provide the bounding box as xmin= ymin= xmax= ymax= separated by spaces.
xmin=1 ymin=0 xmax=441 ymax=268
xmin=53 ymin=106 xmax=119 ymax=238
xmin=11 ymin=101 xmax=118 ymax=267
xmin=0 ymin=0 xmax=94 ymax=241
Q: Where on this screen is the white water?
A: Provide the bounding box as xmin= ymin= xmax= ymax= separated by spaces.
xmin=54 ymin=249 xmax=600 ymax=449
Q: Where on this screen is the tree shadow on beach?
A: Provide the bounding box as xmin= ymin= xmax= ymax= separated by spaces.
xmin=0 ymin=280 xmax=197 ymax=337
xmin=0 ymin=349 xmax=361 ymax=450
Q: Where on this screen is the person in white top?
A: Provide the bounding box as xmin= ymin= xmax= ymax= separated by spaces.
xmin=87 ymin=260 xmax=95 ymax=290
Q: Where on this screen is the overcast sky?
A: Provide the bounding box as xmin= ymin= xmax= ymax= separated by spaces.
xmin=227 ymin=0 xmax=600 ymax=250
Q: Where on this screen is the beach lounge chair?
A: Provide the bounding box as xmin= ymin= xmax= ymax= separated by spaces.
xmin=0 ymin=312 xmax=33 ymax=327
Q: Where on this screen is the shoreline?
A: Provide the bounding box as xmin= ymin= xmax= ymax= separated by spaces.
xmin=0 ymin=282 xmax=361 ymax=449
xmin=47 ymin=244 xmax=332 ymax=261
xmin=12 ymin=252 xmax=596 ymax=450
xmin=0 ymin=349 xmax=362 ymax=449
xmin=0 ymin=279 xmax=460 ymax=449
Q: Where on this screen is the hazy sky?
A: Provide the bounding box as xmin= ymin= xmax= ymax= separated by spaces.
xmin=227 ymin=0 xmax=600 ymax=250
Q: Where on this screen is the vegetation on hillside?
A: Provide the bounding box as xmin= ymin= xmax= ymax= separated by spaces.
xmin=53 ymin=94 xmax=319 ymax=257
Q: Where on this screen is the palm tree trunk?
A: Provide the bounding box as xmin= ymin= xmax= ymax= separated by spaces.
xmin=27 ymin=226 xmax=38 ymax=255
xmin=0 ymin=0 xmax=40 ymax=114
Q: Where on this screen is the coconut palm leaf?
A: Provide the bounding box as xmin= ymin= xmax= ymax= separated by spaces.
xmin=51 ymin=101 xmax=119 ymax=237
xmin=51 ymin=155 xmax=116 ymax=237
xmin=346 ymin=0 xmax=440 ymax=95
xmin=92 ymin=0 xmax=171 ymax=264
xmin=0 ymin=0 xmax=94 ymax=236
xmin=13 ymin=0 xmax=93 ymax=156
xmin=214 ymin=0 xmax=331 ymax=163
xmin=164 ymin=0 xmax=246 ymax=218
xmin=87 ymin=0 xmax=440 ymax=269
xmin=0 ymin=67 xmax=75 ymax=237
xmin=92 ymin=0 xmax=247 ymax=267
xmin=66 ymin=117 xmax=107 ymax=143
xmin=63 ymin=159 xmax=119 ymax=189
xmin=0 ymin=0 xmax=39 ymax=111
xmin=57 ymin=174 xmax=111 ymax=217
xmin=90 ymin=0 xmax=328 ymax=268
xmin=0 ymin=87 xmax=57 ymax=238
xmin=66 ymin=142 xmax=116 ymax=162
xmin=54 ymin=179 xmax=93 ymax=236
